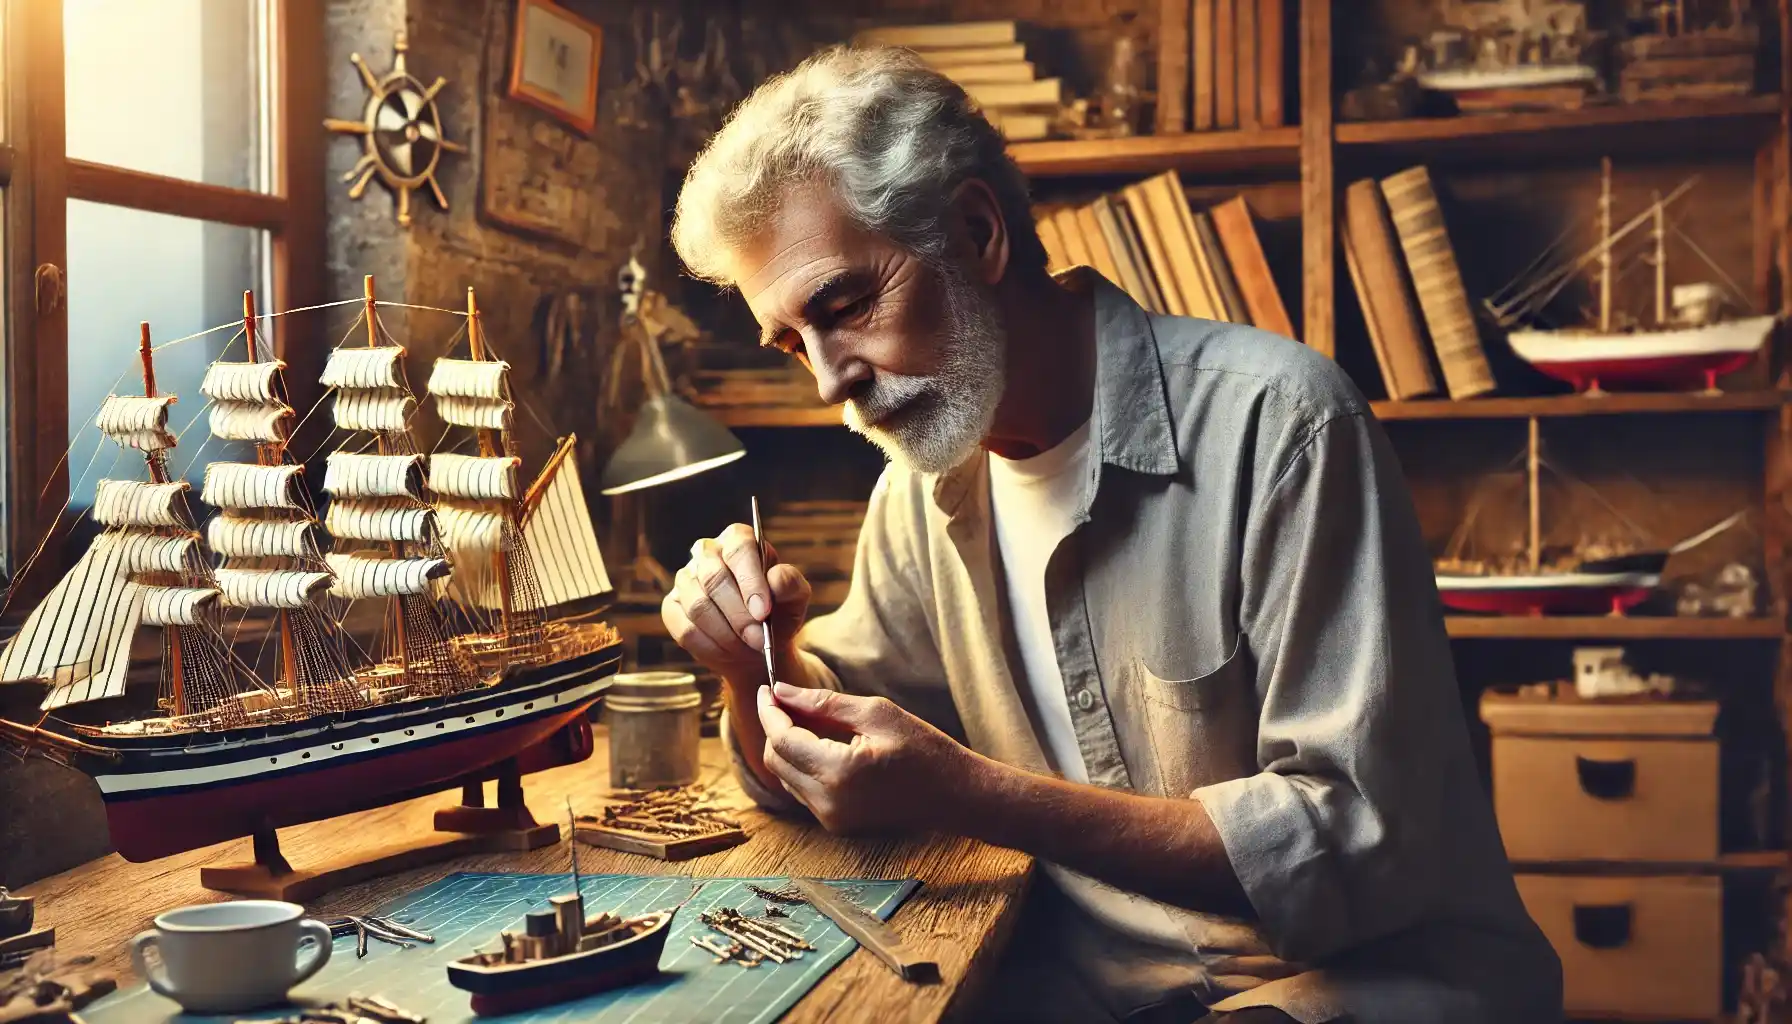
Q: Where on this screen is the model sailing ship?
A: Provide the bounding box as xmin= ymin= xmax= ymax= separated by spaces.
xmin=1487 ymin=157 xmax=1776 ymax=393
xmin=0 ymin=281 xmax=622 ymax=863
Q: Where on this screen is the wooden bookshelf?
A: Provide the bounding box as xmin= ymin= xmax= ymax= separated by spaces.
xmin=1444 ymin=616 xmax=1785 ymax=640
xmin=1334 ymin=94 xmax=1781 ymax=165
xmin=1009 ymin=126 xmax=1301 ymax=178
xmin=1372 ymin=390 xmax=1788 ymax=421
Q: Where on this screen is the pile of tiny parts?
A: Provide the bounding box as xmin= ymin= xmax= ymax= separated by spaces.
xmin=691 ymin=907 xmax=815 ymax=968
xmin=321 ymin=916 xmax=434 ymax=959
xmin=0 ymin=952 xmax=114 ymax=1024
xmin=746 ymin=882 xmax=866 ymax=905
xmin=241 ymin=994 xmax=424 ymax=1024
xmin=584 ymin=785 xmax=742 ymax=839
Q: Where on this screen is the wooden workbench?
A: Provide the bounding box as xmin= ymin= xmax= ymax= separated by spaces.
xmin=15 ymin=728 xmax=1035 ymax=1023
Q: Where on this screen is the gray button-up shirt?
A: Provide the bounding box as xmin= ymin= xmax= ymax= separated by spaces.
xmin=727 ymin=271 xmax=1563 ymax=1023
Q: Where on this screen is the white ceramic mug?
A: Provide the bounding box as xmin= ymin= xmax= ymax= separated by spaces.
xmin=129 ymin=900 xmax=332 ymax=1014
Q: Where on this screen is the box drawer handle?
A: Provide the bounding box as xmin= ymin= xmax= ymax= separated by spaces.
xmin=1572 ymin=904 xmax=1633 ymax=949
xmin=1575 ymin=756 xmax=1636 ymax=800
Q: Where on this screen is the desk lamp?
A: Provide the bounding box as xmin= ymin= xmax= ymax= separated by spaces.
xmin=598 ymin=254 xmax=746 ymax=604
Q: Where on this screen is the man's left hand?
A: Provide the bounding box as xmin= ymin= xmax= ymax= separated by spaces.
xmin=756 ymin=681 xmax=975 ymax=836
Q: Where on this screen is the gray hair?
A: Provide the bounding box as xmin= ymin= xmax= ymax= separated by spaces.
xmin=670 ymin=45 xmax=1045 ymax=286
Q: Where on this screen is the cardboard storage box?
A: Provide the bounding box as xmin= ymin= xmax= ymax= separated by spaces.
xmin=1515 ymin=873 xmax=1721 ymax=1020
xmin=1481 ymin=691 xmax=1719 ymax=864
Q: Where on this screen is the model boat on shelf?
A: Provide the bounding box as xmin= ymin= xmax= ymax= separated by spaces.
xmin=1488 ymin=158 xmax=1776 ymax=393
xmin=1434 ymin=568 xmax=1660 ymax=616
xmin=0 ymin=281 xmax=622 ymax=864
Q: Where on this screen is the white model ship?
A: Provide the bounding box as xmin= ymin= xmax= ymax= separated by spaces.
xmin=0 ymin=281 xmax=621 ymax=863
xmin=1487 ymin=158 xmax=1776 ymax=393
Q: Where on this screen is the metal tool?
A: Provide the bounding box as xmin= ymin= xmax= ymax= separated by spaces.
xmin=751 ymin=496 xmax=776 ymax=685
xmin=791 ymin=877 xmax=938 ymax=982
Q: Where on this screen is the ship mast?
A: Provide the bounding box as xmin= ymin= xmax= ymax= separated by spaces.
xmin=138 ymin=324 xmax=187 ymax=716
xmin=243 ymin=291 xmax=302 ymax=695
xmin=465 ymin=287 xmax=515 ymax=632
xmin=1652 ymin=188 xmax=1667 ymax=325
xmin=1598 ymin=157 xmax=1614 ymax=333
xmin=364 ymin=277 xmax=408 ymax=677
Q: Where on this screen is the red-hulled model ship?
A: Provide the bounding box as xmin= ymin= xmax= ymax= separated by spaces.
xmin=0 ymin=281 xmax=621 ymax=866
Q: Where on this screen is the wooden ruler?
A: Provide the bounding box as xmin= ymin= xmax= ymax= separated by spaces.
xmin=790 ymin=878 xmax=939 ymax=983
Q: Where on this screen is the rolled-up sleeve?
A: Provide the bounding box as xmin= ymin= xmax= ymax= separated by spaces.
xmin=723 ymin=467 xmax=960 ymax=810
xmin=1193 ymin=411 xmax=1458 ymax=964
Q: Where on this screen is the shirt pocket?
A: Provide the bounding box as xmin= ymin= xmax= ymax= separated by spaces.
xmin=1137 ymin=632 xmax=1257 ymax=797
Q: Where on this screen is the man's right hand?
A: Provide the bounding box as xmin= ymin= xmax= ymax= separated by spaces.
xmin=662 ymin=522 xmax=812 ymax=686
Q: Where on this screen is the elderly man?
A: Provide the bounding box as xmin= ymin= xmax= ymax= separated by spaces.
xmin=660 ymin=45 xmax=1561 ymax=1024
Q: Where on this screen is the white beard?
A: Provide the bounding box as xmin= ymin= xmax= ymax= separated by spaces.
xmin=842 ymin=267 xmax=1006 ymax=475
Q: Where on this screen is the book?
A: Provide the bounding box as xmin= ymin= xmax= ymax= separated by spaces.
xmin=987 ymin=111 xmax=1050 ymax=141
xmin=935 ymin=61 xmax=1035 ymax=85
xmin=1155 ymin=0 xmax=1190 ymax=133
xmin=1342 ymin=180 xmax=1440 ymax=400
xmin=1208 ymin=196 xmax=1294 ymax=338
xmin=911 ymin=43 xmax=1027 ymax=66
xmin=1236 ymin=0 xmax=1259 ymax=128
xmin=1195 ymin=211 xmax=1248 ymax=323
xmin=1258 ymin=0 xmax=1284 ymax=127
xmin=854 ymin=21 xmax=1015 ymax=49
xmin=1215 ymin=0 xmax=1237 ymax=128
xmin=964 ymin=78 xmax=1061 ymax=108
xmin=1192 ymin=0 xmax=1215 ymax=130
xmin=1378 ymin=166 xmax=1495 ymax=399
xmin=1121 ymin=181 xmax=1190 ymax=317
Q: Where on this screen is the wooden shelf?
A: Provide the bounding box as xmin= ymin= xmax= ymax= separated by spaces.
xmin=710 ymin=405 xmax=842 ymax=428
xmin=1510 ymin=851 xmax=1791 ymax=875
xmin=1445 ymin=616 xmax=1784 ymax=640
xmin=1372 ymin=390 xmax=1787 ymax=421
xmin=1336 ymin=95 xmax=1782 ymax=165
xmin=1008 ymin=127 xmax=1301 ymax=179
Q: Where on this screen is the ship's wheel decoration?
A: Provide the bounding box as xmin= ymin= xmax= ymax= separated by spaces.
xmin=324 ymin=32 xmax=466 ymax=226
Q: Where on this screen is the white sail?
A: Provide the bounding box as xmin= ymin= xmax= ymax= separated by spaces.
xmin=114 ymin=529 xmax=202 ymax=575
xmin=202 ymin=463 xmax=303 ymax=510
xmin=214 ymin=568 xmax=332 ymax=609
xmin=520 ymin=450 xmax=612 ymax=607
xmin=96 ymin=394 xmax=177 ymax=452
xmin=0 ymin=535 xmax=143 ymax=709
xmin=321 ymin=346 xmax=405 ymax=390
xmin=325 ymin=498 xmax=434 ymax=544
xmin=324 ymin=452 xmax=424 ymax=500
xmin=200 ymin=360 xmax=284 ymax=404
xmin=207 ymin=513 xmax=319 ymax=559
xmin=333 ymin=391 xmax=414 ymax=433
xmin=208 ymin=402 xmax=292 ymax=442
xmin=323 ymin=552 xmax=449 ymax=599
xmin=435 ymin=502 xmax=507 ymax=555
xmin=435 ymin=394 xmax=513 ymax=431
xmin=140 ymin=586 xmax=220 ymax=627
xmin=428 ymin=358 xmax=509 ymax=399
xmin=93 ymin=480 xmax=189 ymax=528
xmin=429 ymin=454 xmax=518 ymax=501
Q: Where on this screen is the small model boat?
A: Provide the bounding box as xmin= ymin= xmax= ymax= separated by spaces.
xmin=447 ymin=908 xmax=672 ymax=1016
xmin=447 ymin=802 xmax=673 ymax=1015
xmin=0 ymin=889 xmax=33 ymax=940
xmin=1487 ymin=160 xmax=1776 ymax=393
xmin=1435 ymin=570 xmax=1659 ymax=616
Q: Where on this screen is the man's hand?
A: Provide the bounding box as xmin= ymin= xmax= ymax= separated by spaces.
xmin=757 ymin=681 xmax=974 ymax=836
xmin=662 ymin=523 xmax=812 ymax=687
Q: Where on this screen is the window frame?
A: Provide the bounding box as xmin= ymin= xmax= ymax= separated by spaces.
xmin=1 ymin=0 xmax=324 ymax=588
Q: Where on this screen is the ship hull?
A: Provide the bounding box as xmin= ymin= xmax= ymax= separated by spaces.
xmin=1436 ymin=571 xmax=1659 ymax=616
xmin=1507 ymin=315 xmax=1775 ymax=391
xmin=60 ymin=640 xmax=622 ymax=862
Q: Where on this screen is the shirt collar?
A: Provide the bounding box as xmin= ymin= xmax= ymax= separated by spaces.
xmin=932 ymin=268 xmax=1180 ymax=517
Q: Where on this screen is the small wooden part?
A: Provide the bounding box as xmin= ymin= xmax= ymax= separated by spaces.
xmin=573 ymin=821 xmax=746 ymax=861
xmin=790 ymin=877 xmax=939 ymax=983
xmin=1527 ymin=417 xmax=1541 ymax=572
xmin=0 ymin=929 xmax=54 ymax=959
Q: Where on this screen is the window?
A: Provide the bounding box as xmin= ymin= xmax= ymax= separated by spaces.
xmin=1 ymin=0 xmax=324 ymax=589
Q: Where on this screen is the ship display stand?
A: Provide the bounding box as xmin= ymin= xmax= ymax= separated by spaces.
xmin=0 ymin=276 xmax=622 ymax=904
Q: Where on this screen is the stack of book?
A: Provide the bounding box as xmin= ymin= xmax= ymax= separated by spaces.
xmin=1341 ymin=165 xmax=1496 ymax=401
xmin=852 ymin=20 xmax=1058 ymax=141
xmin=1034 ymin=171 xmax=1294 ymax=339
xmin=1156 ymin=0 xmax=1285 ymax=134
xmin=762 ymin=500 xmax=866 ymax=612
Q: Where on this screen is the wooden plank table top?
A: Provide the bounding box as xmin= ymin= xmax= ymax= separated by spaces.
xmin=16 ymin=727 xmax=1035 ymax=1023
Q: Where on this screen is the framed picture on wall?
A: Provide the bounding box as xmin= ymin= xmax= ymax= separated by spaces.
xmin=507 ymin=0 xmax=603 ymax=135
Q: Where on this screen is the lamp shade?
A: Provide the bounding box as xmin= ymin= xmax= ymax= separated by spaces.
xmin=599 ymin=393 xmax=747 ymax=495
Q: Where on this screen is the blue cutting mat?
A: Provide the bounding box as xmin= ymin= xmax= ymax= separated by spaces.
xmin=86 ymin=872 xmax=921 ymax=1024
